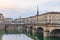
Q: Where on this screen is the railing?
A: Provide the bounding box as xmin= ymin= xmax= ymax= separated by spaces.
xmin=4 ymin=21 xmax=60 ymax=25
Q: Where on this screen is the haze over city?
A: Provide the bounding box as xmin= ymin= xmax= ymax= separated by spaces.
xmin=0 ymin=0 xmax=60 ymax=19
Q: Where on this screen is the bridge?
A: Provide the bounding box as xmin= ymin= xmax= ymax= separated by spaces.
xmin=4 ymin=22 xmax=60 ymax=40
xmin=24 ymin=23 xmax=60 ymax=37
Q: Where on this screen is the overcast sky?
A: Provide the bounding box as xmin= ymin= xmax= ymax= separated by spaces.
xmin=0 ymin=0 xmax=60 ymax=19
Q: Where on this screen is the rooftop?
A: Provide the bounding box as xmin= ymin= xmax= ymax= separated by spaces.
xmin=27 ymin=12 xmax=60 ymax=18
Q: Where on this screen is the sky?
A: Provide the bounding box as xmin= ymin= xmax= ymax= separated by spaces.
xmin=0 ymin=0 xmax=60 ymax=19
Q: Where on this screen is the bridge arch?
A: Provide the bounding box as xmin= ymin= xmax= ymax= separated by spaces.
xmin=50 ymin=29 xmax=60 ymax=37
xmin=28 ymin=26 xmax=33 ymax=35
xmin=37 ymin=27 xmax=43 ymax=33
xmin=24 ymin=26 xmax=28 ymax=33
xmin=36 ymin=27 xmax=44 ymax=40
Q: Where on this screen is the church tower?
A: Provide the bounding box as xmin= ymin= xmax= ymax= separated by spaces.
xmin=36 ymin=5 xmax=39 ymax=21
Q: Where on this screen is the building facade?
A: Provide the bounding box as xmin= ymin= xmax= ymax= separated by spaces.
xmin=0 ymin=13 xmax=4 ymax=29
xmin=26 ymin=12 xmax=60 ymax=24
xmin=0 ymin=13 xmax=4 ymax=23
xmin=4 ymin=18 xmax=13 ymax=24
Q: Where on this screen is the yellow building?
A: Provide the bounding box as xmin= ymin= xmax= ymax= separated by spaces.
xmin=26 ymin=12 xmax=60 ymax=24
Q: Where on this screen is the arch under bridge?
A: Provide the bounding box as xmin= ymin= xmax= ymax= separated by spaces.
xmin=24 ymin=23 xmax=60 ymax=37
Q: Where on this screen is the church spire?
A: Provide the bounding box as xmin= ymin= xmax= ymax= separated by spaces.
xmin=36 ymin=5 xmax=39 ymax=21
xmin=36 ymin=5 xmax=39 ymax=16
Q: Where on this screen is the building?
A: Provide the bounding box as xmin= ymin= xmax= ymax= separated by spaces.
xmin=26 ymin=12 xmax=60 ymax=24
xmin=0 ymin=13 xmax=4 ymax=29
xmin=14 ymin=18 xmax=27 ymax=24
xmin=4 ymin=18 xmax=13 ymax=24
xmin=0 ymin=13 xmax=4 ymax=23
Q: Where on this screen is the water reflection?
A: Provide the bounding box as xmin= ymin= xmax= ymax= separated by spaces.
xmin=45 ymin=36 xmax=60 ymax=40
xmin=0 ymin=30 xmax=60 ymax=40
xmin=2 ymin=34 xmax=33 ymax=40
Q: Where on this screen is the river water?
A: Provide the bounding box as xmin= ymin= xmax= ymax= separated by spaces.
xmin=2 ymin=34 xmax=33 ymax=40
xmin=0 ymin=30 xmax=60 ymax=40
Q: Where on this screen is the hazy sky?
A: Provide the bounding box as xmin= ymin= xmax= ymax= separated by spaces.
xmin=0 ymin=0 xmax=60 ymax=19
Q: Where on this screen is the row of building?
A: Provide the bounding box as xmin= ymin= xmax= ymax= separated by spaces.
xmin=0 ymin=12 xmax=60 ymax=25
xmin=0 ymin=12 xmax=60 ymax=30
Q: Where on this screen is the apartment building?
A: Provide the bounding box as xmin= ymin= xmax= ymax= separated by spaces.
xmin=26 ymin=12 xmax=60 ymax=24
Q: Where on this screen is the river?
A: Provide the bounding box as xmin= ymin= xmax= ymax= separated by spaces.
xmin=0 ymin=30 xmax=60 ymax=40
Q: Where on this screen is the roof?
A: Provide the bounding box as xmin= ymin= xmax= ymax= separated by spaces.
xmin=41 ymin=12 xmax=60 ymax=15
xmin=27 ymin=12 xmax=60 ymax=18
